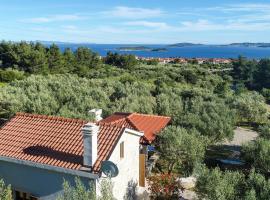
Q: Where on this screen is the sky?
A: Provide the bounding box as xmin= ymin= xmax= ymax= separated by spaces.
xmin=0 ymin=0 xmax=270 ymax=44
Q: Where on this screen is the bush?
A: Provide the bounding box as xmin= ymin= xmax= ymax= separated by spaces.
xmin=0 ymin=69 xmax=24 ymax=82
xmin=195 ymin=167 xmax=270 ymax=200
xmin=0 ymin=179 xmax=12 ymax=200
xmin=195 ymin=166 xmax=245 ymax=200
xmin=258 ymin=124 xmax=270 ymax=140
xmin=147 ymin=173 xmax=180 ymax=200
xmin=242 ymin=139 xmax=270 ymax=173
xmin=229 ymin=91 xmax=268 ymax=125
xmin=57 ymin=178 xmax=115 ymax=200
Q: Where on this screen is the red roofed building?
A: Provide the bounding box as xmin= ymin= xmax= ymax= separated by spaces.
xmin=99 ymin=112 xmax=171 ymax=144
xmin=0 ymin=111 xmax=170 ymax=199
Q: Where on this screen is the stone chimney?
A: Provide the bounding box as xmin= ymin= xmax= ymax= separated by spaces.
xmin=81 ymin=122 xmax=99 ymax=168
xmin=89 ymin=109 xmax=103 ymax=122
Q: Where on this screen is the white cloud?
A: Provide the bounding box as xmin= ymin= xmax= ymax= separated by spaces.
xmin=21 ymin=14 xmax=86 ymax=23
xmin=226 ymin=3 xmax=270 ymax=12
xmin=61 ymin=25 xmax=77 ymax=30
xmin=208 ymin=3 xmax=270 ymax=13
xmin=123 ymin=21 xmax=169 ymax=29
xmin=178 ymin=19 xmax=270 ymax=31
xmin=103 ymin=6 xmax=164 ymax=19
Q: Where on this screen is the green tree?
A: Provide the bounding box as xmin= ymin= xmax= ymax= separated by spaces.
xmin=255 ymin=59 xmax=270 ymax=89
xmin=258 ymin=124 xmax=270 ymax=140
xmin=232 ymin=56 xmax=257 ymax=89
xmin=179 ymin=95 xmax=235 ymax=143
xmin=145 ymin=59 xmax=159 ymax=65
xmin=63 ymin=48 xmax=75 ymax=73
xmin=47 ymin=44 xmax=65 ymax=73
xmin=155 ymin=126 xmax=207 ymax=176
xmin=104 ymin=52 xmax=137 ymax=69
xmin=196 ymin=167 xmax=270 ymax=200
xmin=0 ymin=68 xmax=24 ymax=82
xmin=242 ymin=139 xmax=270 ymax=173
xmin=229 ymin=91 xmax=268 ymax=124
xmin=195 ymin=166 xmax=245 ymax=200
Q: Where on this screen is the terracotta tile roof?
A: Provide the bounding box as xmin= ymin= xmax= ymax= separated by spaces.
xmin=99 ymin=112 xmax=171 ymax=144
xmin=0 ymin=113 xmax=125 ymax=172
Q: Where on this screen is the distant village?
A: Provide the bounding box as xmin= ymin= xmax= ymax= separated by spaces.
xmin=136 ymin=56 xmax=233 ymax=65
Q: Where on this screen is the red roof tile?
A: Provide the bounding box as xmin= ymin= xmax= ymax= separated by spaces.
xmin=0 ymin=113 xmax=125 ymax=172
xmin=99 ymin=112 xmax=171 ymax=144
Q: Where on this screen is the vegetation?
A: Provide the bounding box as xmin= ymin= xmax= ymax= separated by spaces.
xmin=242 ymin=138 xmax=270 ymax=174
xmin=195 ymin=166 xmax=270 ymax=200
xmin=57 ymin=178 xmax=115 ymax=200
xmin=155 ymin=126 xmax=207 ymax=175
xmin=1 ymin=42 xmax=270 ymax=199
xmin=147 ymin=173 xmax=180 ymax=200
xmin=0 ymin=179 xmax=12 ymax=200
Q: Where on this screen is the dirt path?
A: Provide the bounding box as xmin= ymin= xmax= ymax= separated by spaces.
xmin=223 ymin=127 xmax=258 ymax=146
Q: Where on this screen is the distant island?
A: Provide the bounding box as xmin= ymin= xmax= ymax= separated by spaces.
xmin=168 ymin=42 xmax=270 ymax=48
xmin=38 ymin=41 xmax=270 ymax=49
xmin=116 ymin=46 xmax=168 ymax=52
xmin=227 ymin=43 xmax=270 ymax=48
xmin=168 ymin=43 xmax=203 ymax=47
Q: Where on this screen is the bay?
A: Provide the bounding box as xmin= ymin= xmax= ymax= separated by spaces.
xmin=51 ymin=43 xmax=270 ymax=59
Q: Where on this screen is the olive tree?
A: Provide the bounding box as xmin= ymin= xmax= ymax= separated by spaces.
xmin=229 ymin=91 xmax=268 ymax=125
xmin=195 ymin=166 xmax=245 ymax=200
xmin=242 ymin=139 xmax=270 ymax=173
xmin=155 ymin=126 xmax=207 ymax=176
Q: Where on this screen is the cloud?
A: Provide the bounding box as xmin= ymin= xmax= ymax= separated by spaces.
xmin=103 ymin=6 xmax=164 ymax=19
xmin=21 ymin=14 xmax=86 ymax=23
xmin=123 ymin=21 xmax=169 ymax=29
xmin=226 ymin=3 xmax=270 ymax=12
xmin=61 ymin=25 xmax=77 ymax=30
xmin=178 ymin=19 xmax=270 ymax=31
xmin=208 ymin=3 xmax=270 ymax=13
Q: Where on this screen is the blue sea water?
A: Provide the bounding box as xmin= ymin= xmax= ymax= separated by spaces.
xmin=54 ymin=43 xmax=270 ymax=59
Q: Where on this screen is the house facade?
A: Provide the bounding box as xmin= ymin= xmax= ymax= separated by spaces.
xmin=0 ymin=111 xmax=170 ymax=200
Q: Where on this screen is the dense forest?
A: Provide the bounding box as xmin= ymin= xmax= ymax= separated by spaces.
xmin=1 ymin=41 xmax=270 ymax=199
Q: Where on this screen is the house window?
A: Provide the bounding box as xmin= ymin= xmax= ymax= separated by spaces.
xmin=14 ymin=190 xmax=38 ymax=200
xmin=120 ymin=141 xmax=124 ymax=159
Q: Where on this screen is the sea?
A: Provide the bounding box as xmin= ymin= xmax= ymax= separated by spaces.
xmin=52 ymin=43 xmax=270 ymax=59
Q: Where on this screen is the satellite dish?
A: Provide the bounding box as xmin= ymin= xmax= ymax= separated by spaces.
xmin=101 ymin=161 xmax=119 ymax=178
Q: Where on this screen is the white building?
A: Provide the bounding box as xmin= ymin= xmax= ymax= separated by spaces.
xmin=0 ymin=111 xmax=170 ymax=199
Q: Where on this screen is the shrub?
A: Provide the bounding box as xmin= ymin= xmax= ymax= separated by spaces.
xmin=0 ymin=179 xmax=12 ymax=200
xmin=147 ymin=173 xmax=180 ymax=200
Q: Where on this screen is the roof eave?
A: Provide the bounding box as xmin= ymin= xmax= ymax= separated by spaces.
xmin=124 ymin=128 xmax=144 ymax=137
xmin=0 ymin=156 xmax=99 ymax=179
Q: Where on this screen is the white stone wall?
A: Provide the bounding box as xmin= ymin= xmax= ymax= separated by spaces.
xmin=101 ymin=129 xmax=142 ymax=200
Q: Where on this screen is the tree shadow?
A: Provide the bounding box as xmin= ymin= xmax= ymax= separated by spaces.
xmin=23 ymin=145 xmax=83 ymax=164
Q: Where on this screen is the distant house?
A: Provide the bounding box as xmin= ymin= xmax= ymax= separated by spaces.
xmin=0 ymin=111 xmax=170 ymax=200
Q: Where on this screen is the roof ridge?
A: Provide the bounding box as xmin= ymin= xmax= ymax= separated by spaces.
xmin=15 ymin=112 xmax=88 ymax=124
xmin=131 ymin=112 xmax=171 ymax=119
xmin=126 ymin=115 xmax=141 ymax=131
xmin=99 ymin=122 xmax=126 ymax=130
xmin=99 ymin=116 xmax=127 ymax=126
